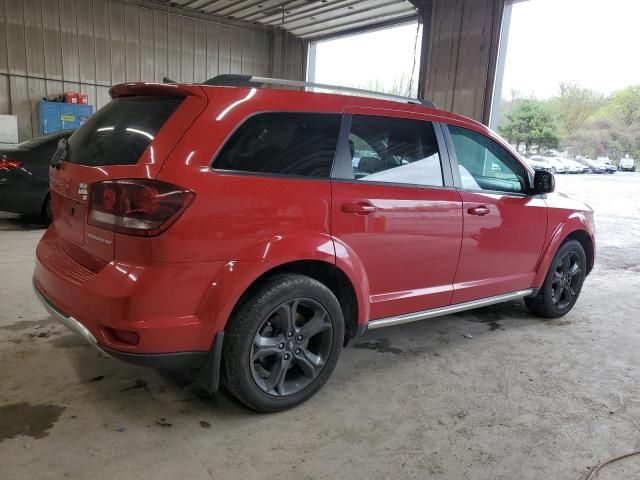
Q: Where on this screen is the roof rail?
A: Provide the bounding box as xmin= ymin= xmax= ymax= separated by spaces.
xmin=203 ymin=74 xmax=437 ymax=108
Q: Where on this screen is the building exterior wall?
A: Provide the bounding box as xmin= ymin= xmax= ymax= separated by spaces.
xmin=419 ymin=0 xmax=505 ymax=124
xmin=0 ymin=0 xmax=306 ymax=141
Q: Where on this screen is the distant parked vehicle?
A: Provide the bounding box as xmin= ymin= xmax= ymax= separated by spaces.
xmin=558 ymin=158 xmax=583 ymax=174
xmin=573 ymin=160 xmax=590 ymax=174
xmin=529 ymin=156 xmax=565 ymax=174
xmin=618 ymin=156 xmax=635 ymax=171
xmin=0 ymin=130 xmax=74 ymax=221
xmin=576 ymin=158 xmax=605 ymax=173
xmin=525 ymin=157 xmax=548 ymax=171
xmin=597 ymin=157 xmax=617 ymax=174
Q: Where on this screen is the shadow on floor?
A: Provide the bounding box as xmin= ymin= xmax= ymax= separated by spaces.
xmin=0 ymin=213 xmax=49 ymax=231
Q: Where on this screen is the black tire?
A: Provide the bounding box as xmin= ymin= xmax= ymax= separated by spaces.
xmin=222 ymin=274 xmax=344 ymax=412
xmin=525 ymin=239 xmax=587 ymax=318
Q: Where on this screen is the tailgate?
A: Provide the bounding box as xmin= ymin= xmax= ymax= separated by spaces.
xmin=49 ymin=88 xmax=207 ymax=266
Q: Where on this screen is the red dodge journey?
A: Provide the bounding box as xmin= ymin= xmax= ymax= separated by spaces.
xmin=33 ymin=75 xmax=595 ymax=412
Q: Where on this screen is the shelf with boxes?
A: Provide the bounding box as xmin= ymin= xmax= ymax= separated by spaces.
xmin=40 ymin=92 xmax=93 ymax=135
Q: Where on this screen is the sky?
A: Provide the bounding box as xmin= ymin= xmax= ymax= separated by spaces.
xmin=502 ymin=0 xmax=640 ymax=99
xmin=313 ymin=22 xmax=422 ymax=97
xmin=313 ymin=0 xmax=639 ymax=101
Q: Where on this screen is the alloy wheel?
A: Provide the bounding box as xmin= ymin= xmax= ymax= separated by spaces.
xmin=250 ymin=298 xmax=333 ymax=397
xmin=550 ymin=250 xmax=582 ymax=309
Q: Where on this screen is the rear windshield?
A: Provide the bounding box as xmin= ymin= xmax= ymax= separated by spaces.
xmin=66 ymin=96 xmax=183 ymax=166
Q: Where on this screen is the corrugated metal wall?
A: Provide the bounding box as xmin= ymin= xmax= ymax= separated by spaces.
xmin=422 ymin=0 xmax=504 ymax=124
xmin=0 ymin=0 xmax=306 ymax=141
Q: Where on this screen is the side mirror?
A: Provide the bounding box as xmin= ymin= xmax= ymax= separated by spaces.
xmin=532 ymin=170 xmax=555 ymax=194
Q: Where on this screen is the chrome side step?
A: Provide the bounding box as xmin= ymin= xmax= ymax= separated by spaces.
xmin=367 ymin=289 xmax=534 ymax=330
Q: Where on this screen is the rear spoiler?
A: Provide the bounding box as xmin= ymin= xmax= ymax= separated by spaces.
xmin=109 ymin=82 xmax=204 ymax=99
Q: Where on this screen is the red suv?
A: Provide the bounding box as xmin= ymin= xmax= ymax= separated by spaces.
xmin=33 ymin=76 xmax=595 ymax=412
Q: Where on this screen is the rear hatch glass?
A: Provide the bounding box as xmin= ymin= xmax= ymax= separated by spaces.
xmin=66 ymin=96 xmax=183 ymax=166
xmin=50 ymin=95 xmax=185 ymax=266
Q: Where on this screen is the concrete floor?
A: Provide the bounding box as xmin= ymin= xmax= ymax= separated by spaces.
xmin=1 ymin=173 xmax=639 ymax=480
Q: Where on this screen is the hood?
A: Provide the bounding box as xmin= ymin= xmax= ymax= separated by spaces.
xmin=545 ymin=191 xmax=593 ymax=213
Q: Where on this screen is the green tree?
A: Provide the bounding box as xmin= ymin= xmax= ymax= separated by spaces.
xmin=556 ymin=82 xmax=603 ymax=135
xmin=498 ymin=100 xmax=559 ymax=154
xmin=569 ymin=119 xmax=640 ymax=160
xmin=607 ymin=85 xmax=640 ymax=126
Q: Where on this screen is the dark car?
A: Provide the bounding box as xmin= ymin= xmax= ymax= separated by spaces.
xmin=0 ymin=130 xmax=73 ymax=220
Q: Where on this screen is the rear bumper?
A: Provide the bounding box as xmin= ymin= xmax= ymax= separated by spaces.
xmin=33 ymin=281 xmax=102 ymax=350
xmin=33 ymin=225 xmax=225 ymax=355
xmin=33 ymin=281 xmax=208 ymax=369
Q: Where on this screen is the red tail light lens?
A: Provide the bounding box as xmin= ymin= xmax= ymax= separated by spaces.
xmin=88 ymin=179 xmax=194 ymax=237
xmin=0 ymin=158 xmax=23 ymax=171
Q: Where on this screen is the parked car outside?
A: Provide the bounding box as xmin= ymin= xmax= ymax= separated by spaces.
xmin=0 ymin=130 xmax=74 ymax=220
xmin=596 ymin=156 xmax=617 ymax=174
xmin=574 ymin=160 xmax=590 ymax=174
xmin=529 ymin=155 xmax=565 ymax=174
xmin=574 ymin=157 xmax=596 ymax=173
xmin=33 ymin=78 xmax=596 ymax=412
xmin=525 ymin=156 xmax=548 ymax=171
xmin=618 ymin=156 xmax=636 ymax=171
xmin=558 ymin=158 xmax=583 ymax=174
xmin=576 ymin=157 xmax=605 ymax=173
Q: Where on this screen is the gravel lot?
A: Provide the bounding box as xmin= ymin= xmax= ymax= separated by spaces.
xmin=1 ymin=172 xmax=639 ymax=480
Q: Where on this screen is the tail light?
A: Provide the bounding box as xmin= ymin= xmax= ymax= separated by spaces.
xmin=88 ymin=179 xmax=194 ymax=237
xmin=0 ymin=158 xmax=23 ymax=171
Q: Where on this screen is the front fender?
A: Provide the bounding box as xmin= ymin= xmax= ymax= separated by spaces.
xmin=532 ymin=212 xmax=595 ymax=288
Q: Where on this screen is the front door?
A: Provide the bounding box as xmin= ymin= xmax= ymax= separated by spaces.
xmin=331 ymin=111 xmax=463 ymax=320
xmin=445 ymin=124 xmax=548 ymax=304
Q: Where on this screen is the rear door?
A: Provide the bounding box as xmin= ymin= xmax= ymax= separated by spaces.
xmin=443 ymin=124 xmax=547 ymax=303
xmin=50 ymin=88 xmax=206 ymax=265
xmin=331 ymin=110 xmax=463 ymax=320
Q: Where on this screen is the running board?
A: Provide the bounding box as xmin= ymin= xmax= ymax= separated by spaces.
xmin=367 ymin=289 xmax=534 ymax=330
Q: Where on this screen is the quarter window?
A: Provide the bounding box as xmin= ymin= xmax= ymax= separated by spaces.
xmin=214 ymin=112 xmax=341 ymax=178
xmin=345 ymin=115 xmax=444 ymax=187
xmin=448 ymin=125 xmax=527 ymax=194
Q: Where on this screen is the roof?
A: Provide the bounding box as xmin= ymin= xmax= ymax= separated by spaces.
xmin=163 ymin=0 xmax=419 ymax=39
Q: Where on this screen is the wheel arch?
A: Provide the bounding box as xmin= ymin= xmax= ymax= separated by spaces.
xmin=566 ymin=229 xmax=594 ymax=274
xmin=533 ymin=220 xmax=595 ymax=287
xmin=225 ymin=259 xmax=362 ymax=345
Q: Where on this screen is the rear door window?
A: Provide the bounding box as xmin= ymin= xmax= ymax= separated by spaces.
xmin=344 ymin=115 xmax=444 ymax=187
xmin=213 ymin=112 xmax=341 ymax=178
xmin=66 ymin=96 xmax=183 ymax=166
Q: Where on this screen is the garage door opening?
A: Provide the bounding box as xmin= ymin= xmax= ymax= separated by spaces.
xmin=307 ymin=22 xmax=423 ymax=98
xmin=492 ymin=0 xmax=640 ymax=164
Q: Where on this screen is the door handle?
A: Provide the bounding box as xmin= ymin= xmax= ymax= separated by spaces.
xmin=467 ymin=206 xmax=490 ymax=216
xmin=341 ymin=202 xmax=377 ymax=215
